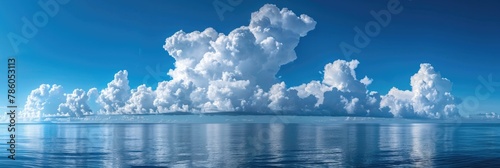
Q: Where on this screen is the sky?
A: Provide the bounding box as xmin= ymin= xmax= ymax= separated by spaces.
xmin=1 ymin=0 xmax=499 ymax=119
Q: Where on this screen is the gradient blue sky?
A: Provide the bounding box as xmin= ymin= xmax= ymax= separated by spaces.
xmin=1 ymin=0 xmax=499 ymax=115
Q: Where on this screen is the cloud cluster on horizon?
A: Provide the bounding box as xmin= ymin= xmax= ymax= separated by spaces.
xmin=20 ymin=4 xmax=461 ymax=119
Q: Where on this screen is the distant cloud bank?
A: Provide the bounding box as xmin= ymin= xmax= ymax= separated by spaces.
xmin=21 ymin=4 xmax=462 ymax=120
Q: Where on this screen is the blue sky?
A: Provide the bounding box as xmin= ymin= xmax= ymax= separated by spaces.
xmin=1 ymin=0 xmax=499 ymax=116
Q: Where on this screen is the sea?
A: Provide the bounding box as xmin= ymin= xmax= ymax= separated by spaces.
xmin=1 ymin=115 xmax=500 ymax=167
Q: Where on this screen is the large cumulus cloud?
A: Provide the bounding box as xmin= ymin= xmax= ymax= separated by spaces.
xmin=380 ymin=63 xmax=461 ymax=119
xmin=153 ymin=4 xmax=316 ymax=112
xmin=19 ymin=4 xmax=462 ymax=119
xmin=22 ymin=84 xmax=65 ymax=118
xmin=96 ymin=70 xmax=131 ymax=114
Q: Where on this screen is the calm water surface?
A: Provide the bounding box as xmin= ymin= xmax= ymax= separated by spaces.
xmin=2 ymin=123 xmax=500 ymax=167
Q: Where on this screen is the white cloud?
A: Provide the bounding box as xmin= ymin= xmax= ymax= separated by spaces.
xmin=293 ymin=80 xmax=329 ymax=106
xmin=123 ymin=84 xmax=157 ymax=114
xmin=323 ymin=60 xmax=363 ymax=92
xmin=97 ymin=70 xmax=131 ymax=114
xmin=19 ymin=4 xmax=463 ymax=120
xmin=21 ymin=84 xmax=65 ymax=118
xmin=87 ymin=88 xmax=98 ymax=98
xmin=360 ymin=76 xmax=373 ymax=86
xmin=291 ymin=60 xmax=392 ymax=117
xmin=153 ymin=80 xmax=196 ymax=112
xmin=266 ymin=82 xmax=317 ymax=114
xmin=381 ymin=63 xmax=461 ymax=119
xmin=58 ymin=89 xmax=93 ymax=117
xmin=154 ymin=4 xmax=316 ymax=112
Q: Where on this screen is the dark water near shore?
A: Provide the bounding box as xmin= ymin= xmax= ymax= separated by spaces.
xmin=1 ymin=123 xmax=500 ymax=167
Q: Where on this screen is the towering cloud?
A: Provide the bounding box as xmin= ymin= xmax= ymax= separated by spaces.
xmin=154 ymin=4 xmax=316 ymax=112
xmin=380 ymin=64 xmax=461 ymax=119
xmin=96 ymin=70 xmax=131 ymax=114
xmin=19 ymin=4 xmax=462 ymax=120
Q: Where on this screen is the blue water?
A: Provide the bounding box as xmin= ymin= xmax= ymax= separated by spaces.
xmin=2 ymin=123 xmax=500 ymax=167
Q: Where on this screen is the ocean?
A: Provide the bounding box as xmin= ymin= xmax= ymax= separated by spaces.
xmin=2 ymin=120 xmax=500 ymax=167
